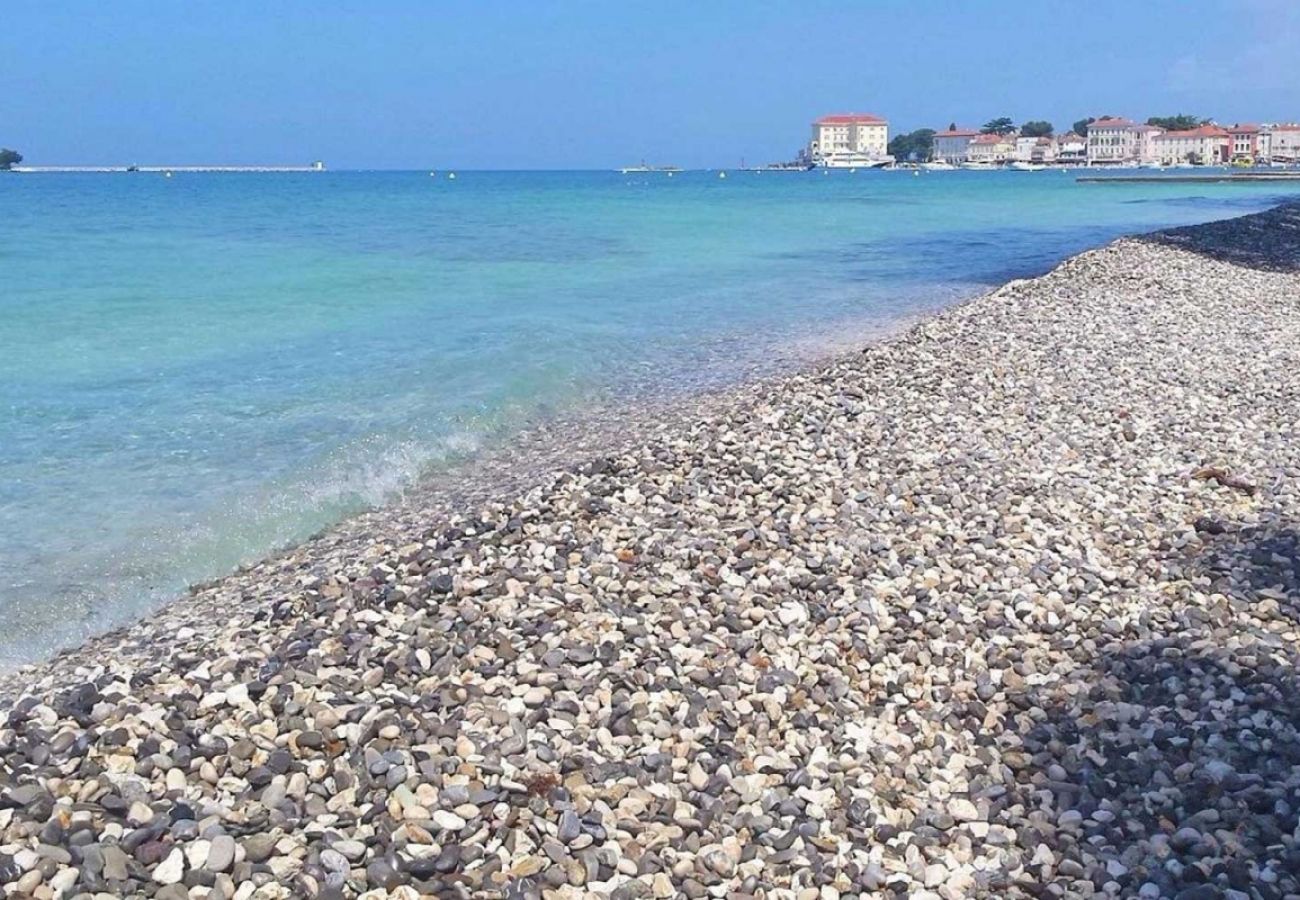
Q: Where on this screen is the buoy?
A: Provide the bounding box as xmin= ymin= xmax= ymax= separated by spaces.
xmin=718 ymin=171 xmax=726 ymax=179
xmin=913 ymin=170 xmax=920 ymax=177
xmin=448 ymin=172 xmax=457 ymax=180
xmin=667 ymin=172 xmax=674 ymax=177
xmin=430 ymin=171 xmax=436 ymax=177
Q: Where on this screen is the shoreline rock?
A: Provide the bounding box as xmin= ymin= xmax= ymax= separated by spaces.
xmin=2 ymin=202 xmax=1299 ymax=898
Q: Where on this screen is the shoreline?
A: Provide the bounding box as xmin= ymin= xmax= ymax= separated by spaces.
xmin=2 ymin=203 xmax=1299 ymax=898
xmin=0 ymin=290 xmax=955 ymax=679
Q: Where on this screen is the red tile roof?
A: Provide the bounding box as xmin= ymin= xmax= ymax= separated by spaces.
xmin=971 ymin=133 xmax=1009 ymax=144
xmin=935 ymin=127 xmax=980 ymax=137
xmin=1271 ymin=123 xmax=1300 ymax=131
xmin=1153 ymin=125 xmax=1230 ymax=139
xmin=814 ymin=114 xmax=887 ymax=125
xmin=1229 ymin=123 xmax=1261 ymax=133
xmin=1090 ymin=117 xmax=1138 ymax=129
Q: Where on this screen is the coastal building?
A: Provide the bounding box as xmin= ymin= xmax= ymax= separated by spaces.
xmin=808 ymin=114 xmax=889 ymax=166
xmin=1012 ymin=136 xmax=1039 ymax=162
xmin=1268 ymin=124 xmax=1300 ymax=162
xmin=1056 ymin=132 xmax=1087 ymax=164
xmin=1227 ymin=124 xmax=1263 ymax=161
xmin=1133 ymin=124 xmax=1164 ymax=164
xmin=1085 ymin=117 xmax=1141 ymax=164
xmin=967 ymin=133 xmax=1015 ymax=164
xmin=932 ymin=127 xmax=980 ymax=164
xmin=1151 ymin=125 xmax=1230 ymax=165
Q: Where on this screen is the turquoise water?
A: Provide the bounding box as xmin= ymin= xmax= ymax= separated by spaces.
xmin=3 ymin=169 xmax=1298 ymax=664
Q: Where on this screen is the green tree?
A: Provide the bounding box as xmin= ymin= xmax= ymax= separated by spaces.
xmin=0 ymin=148 xmax=22 ymax=170
xmin=1020 ymin=120 xmax=1054 ymax=138
xmin=1072 ymin=117 xmax=1096 ymax=136
xmin=887 ymin=128 xmax=936 ymax=161
xmin=1147 ymin=114 xmax=1210 ymax=131
xmin=981 ymin=117 xmax=1016 ymax=136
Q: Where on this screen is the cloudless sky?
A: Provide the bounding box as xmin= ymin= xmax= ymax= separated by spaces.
xmin=3 ymin=0 xmax=1297 ymax=169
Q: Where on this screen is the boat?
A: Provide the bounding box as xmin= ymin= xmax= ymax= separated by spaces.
xmin=618 ymin=162 xmax=684 ymax=174
xmin=747 ymin=161 xmax=816 ymax=172
xmin=814 ymin=150 xmax=894 ymax=170
xmin=921 ymin=160 xmax=956 ymax=171
xmin=959 ymin=160 xmax=998 ymax=171
xmin=1008 ymin=161 xmax=1046 ymax=171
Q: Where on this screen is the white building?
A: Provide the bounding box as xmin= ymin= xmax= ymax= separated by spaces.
xmin=1056 ymin=132 xmax=1087 ymax=163
xmin=1012 ymin=136 xmax=1039 ymax=162
xmin=809 ymin=114 xmax=889 ymax=165
xmin=1150 ymin=125 xmax=1230 ymax=165
xmin=1265 ymin=124 xmax=1300 ymax=161
xmin=1013 ymin=135 xmax=1058 ymax=164
xmin=931 ymin=127 xmax=980 ymax=163
xmin=1086 ymin=117 xmax=1141 ymax=164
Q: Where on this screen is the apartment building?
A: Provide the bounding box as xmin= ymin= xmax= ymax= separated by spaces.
xmin=967 ymin=133 xmax=1015 ymax=163
xmin=808 ymin=114 xmax=889 ymax=163
xmin=1085 ymin=117 xmax=1141 ymax=164
xmin=1151 ymin=125 xmax=1230 ymax=165
xmin=1269 ymin=124 xmax=1300 ymax=161
xmin=931 ymin=127 xmax=980 ymax=163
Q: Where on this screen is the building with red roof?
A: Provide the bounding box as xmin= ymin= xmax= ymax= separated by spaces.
xmin=814 ymin=114 xmax=887 ymax=126
xmin=1085 ymin=116 xmax=1158 ymax=164
xmin=1228 ymin=123 xmax=1264 ymax=161
xmin=967 ymin=132 xmax=1016 ymax=163
xmin=1151 ymin=124 xmax=1230 ymax=165
xmin=931 ymin=126 xmax=981 ymax=164
xmin=809 ymin=113 xmax=890 ymax=164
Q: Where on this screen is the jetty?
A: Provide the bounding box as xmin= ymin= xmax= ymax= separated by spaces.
xmin=1078 ymin=172 xmax=1300 ymax=184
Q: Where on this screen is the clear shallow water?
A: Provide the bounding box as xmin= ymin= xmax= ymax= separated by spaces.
xmin=3 ymin=169 xmax=1298 ymax=665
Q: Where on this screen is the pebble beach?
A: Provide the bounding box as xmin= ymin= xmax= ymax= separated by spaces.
xmin=3 ymin=202 xmax=1299 ymax=899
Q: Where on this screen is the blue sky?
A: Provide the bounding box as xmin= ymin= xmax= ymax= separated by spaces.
xmin=3 ymin=0 xmax=1297 ymax=169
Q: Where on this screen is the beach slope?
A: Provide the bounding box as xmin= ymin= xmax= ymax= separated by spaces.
xmin=3 ymin=203 xmax=1300 ymax=898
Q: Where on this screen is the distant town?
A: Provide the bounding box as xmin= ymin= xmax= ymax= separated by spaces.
xmin=794 ymin=113 xmax=1300 ymax=170
xmin=7 ymin=113 xmax=1300 ymax=176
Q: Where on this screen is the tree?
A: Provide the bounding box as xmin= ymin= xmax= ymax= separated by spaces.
xmin=887 ymin=128 xmax=936 ymax=162
xmin=1147 ymin=114 xmax=1210 ymax=131
xmin=947 ymin=122 xmax=957 ymax=132
xmin=981 ymin=117 xmax=1016 ymax=136
xmin=1020 ymin=120 xmax=1054 ymax=138
xmin=1072 ymin=117 xmax=1096 ymax=136
xmin=0 ymin=148 xmax=21 ymax=170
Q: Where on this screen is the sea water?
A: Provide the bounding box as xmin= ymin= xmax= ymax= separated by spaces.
xmin=3 ymin=169 xmax=1297 ymax=665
